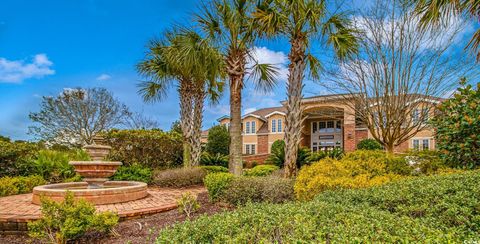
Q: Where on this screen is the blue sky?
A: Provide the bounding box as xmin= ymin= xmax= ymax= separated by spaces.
xmin=0 ymin=0 xmax=476 ymax=140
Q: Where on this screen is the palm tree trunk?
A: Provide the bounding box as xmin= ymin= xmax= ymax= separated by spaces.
xmin=284 ymin=37 xmax=307 ymax=178
xmin=227 ymin=51 xmax=246 ymax=176
xmin=179 ymin=80 xmax=194 ymax=167
xmin=191 ymin=82 xmax=205 ymax=167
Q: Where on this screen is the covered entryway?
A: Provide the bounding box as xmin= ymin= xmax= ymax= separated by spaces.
xmin=299 ymin=95 xmax=357 ymax=152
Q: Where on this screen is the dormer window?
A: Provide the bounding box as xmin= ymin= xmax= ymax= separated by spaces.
xmin=271 ymin=120 xmax=277 ymax=132
xmin=245 ymin=121 xmax=256 ymax=134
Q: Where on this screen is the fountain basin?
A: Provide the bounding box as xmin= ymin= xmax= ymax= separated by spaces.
xmin=69 ymin=161 xmax=122 ymax=188
xmin=32 ymin=181 xmax=148 ymax=205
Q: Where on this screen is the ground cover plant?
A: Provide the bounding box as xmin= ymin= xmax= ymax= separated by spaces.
xmin=156 ymin=171 xmax=480 ymax=242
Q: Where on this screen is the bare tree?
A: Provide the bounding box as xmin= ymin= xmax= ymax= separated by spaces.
xmin=326 ymin=0 xmax=476 ymax=153
xmin=29 ymin=88 xmax=129 ymax=146
xmin=123 ymin=111 xmax=159 ymax=130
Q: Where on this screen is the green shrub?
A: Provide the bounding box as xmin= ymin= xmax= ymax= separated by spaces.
xmin=306 ymin=147 xmax=344 ymax=162
xmin=0 ymin=175 xmax=47 ymax=197
xmin=205 ymin=125 xmax=230 ymax=156
xmin=33 ymin=149 xmax=89 ymax=183
xmin=357 ymin=138 xmax=383 ymax=150
xmin=103 ymin=129 xmax=183 ymax=168
xmin=153 ymin=167 xmax=207 ymax=187
xmin=406 ymin=150 xmax=446 ymax=175
xmin=295 ymin=150 xmax=406 ymax=200
xmin=221 ymin=176 xmax=294 ymax=206
xmin=0 ymin=140 xmax=41 ymax=177
xmin=200 ymin=152 xmax=228 ymax=168
xmin=266 ymin=140 xmax=311 ymax=168
xmin=204 ymin=172 xmax=234 ymax=201
xmin=200 ymin=165 xmax=229 ymax=174
xmin=111 ymin=164 xmax=153 ymax=183
xmin=243 ymin=165 xmax=279 ymax=177
xmin=177 ymin=192 xmax=200 ymax=219
xmin=28 ymin=192 xmax=118 ymax=244
xmin=431 ymin=80 xmax=480 ymax=169
xmin=156 ymin=171 xmax=480 ymax=243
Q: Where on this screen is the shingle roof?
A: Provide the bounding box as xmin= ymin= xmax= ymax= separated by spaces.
xmin=243 ymin=106 xmax=286 ymax=120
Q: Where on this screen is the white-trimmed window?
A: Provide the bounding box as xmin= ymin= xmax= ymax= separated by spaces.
xmin=245 ymin=144 xmax=256 ymax=155
xmin=245 ymin=121 xmax=256 ymax=134
xmin=277 ymin=119 xmax=282 ymax=132
xmin=412 ymin=138 xmax=431 ymax=150
xmin=412 ymin=108 xmax=429 ymax=124
xmin=271 ymin=120 xmax=277 ymax=133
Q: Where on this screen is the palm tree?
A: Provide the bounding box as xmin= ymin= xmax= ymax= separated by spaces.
xmin=254 ymin=0 xmax=359 ymax=177
xmin=197 ymin=0 xmax=279 ymax=176
xmin=410 ymin=0 xmax=480 ymax=61
xmin=137 ymin=28 xmax=224 ymax=167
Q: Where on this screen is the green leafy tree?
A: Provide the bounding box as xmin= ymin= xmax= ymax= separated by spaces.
xmin=138 ymin=28 xmax=224 ymax=167
xmin=205 ymin=125 xmax=230 ymax=156
xmin=431 ymin=79 xmax=480 ymax=169
xmin=253 ymin=0 xmax=358 ymax=177
xmin=197 ymin=0 xmax=279 ymax=175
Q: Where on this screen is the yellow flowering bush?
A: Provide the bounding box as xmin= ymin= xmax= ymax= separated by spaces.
xmin=295 ymin=151 xmax=404 ymax=200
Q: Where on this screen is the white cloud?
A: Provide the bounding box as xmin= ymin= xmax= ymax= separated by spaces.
xmin=0 ymin=54 xmax=55 ymax=83
xmin=96 ymin=73 xmax=112 ymax=81
xmin=248 ymin=46 xmax=289 ymax=81
xmin=243 ymin=107 xmax=257 ymax=114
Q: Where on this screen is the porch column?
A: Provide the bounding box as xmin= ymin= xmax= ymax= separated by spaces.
xmin=343 ymin=108 xmax=356 ymax=152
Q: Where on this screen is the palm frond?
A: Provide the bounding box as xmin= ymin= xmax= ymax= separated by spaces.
xmin=248 ymin=62 xmax=279 ymax=93
xmin=137 ymin=80 xmax=170 ymax=103
xmin=322 ymin=13 xmax=359 ymax=60
xmin=306 ymin=53 xmax=323 ymax=81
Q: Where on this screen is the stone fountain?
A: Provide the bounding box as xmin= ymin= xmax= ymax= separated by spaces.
xmin=32 ymin=136 xmax=148 ymax=205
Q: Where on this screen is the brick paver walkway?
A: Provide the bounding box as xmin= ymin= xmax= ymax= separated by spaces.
xmin=0 ymin=186 xmax=205 ymax=224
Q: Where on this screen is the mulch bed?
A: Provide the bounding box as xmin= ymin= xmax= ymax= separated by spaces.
xmin=0 ymin=192 xmax=232 ymax=244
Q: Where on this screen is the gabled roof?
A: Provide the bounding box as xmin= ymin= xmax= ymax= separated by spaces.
xmin=242 ymin=106 xmax=287 ymax=121
xmin=216 ymin=115 xmax=230 ymax=122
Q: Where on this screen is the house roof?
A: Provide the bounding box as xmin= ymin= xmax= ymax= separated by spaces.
xmin=216 ymin=115 xmax=230 ymax=122
xmin=242 ymin=106 xmax=287 ymax=121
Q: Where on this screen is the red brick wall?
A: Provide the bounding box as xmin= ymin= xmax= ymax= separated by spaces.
xmin=343 ymin=123 xmax=356 ymax=152
xmin=355 ymin=129 xmax=368 ymax=149
xmin=395 ymin=140 xmax=409 ymax=153
xmin=257 ymin=134 xmax=269 ymax=154
xmin=242 ymin=154 xmax=270 ymax=167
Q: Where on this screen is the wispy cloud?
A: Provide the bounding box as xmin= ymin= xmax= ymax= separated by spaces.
xmin=0 ymin=54 xmax=55 ymax=83
xmin=96 ymin=73 xmax=112 ymax=81
xmin=248 ymin=46 xmax=288 ymax=81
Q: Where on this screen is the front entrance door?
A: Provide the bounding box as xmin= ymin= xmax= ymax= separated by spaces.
xmin=311 ymin=120 xmax=343 ymax=152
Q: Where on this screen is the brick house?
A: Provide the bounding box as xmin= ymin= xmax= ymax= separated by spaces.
xmin=209 ymin=94 xmax=439 ymax=163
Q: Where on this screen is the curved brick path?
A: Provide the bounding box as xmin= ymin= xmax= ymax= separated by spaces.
xmin=0 ymin=186 xmax=205 ymax=232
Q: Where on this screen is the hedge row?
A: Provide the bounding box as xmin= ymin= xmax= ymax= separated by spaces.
xmin=103 ymin=129 xmax=183 ymax=168
xmin=0 ymin=175 xmax=47 ymax=197
xmin=156 ymin=171 xmax=480 ymax=242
